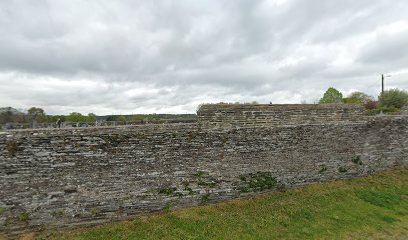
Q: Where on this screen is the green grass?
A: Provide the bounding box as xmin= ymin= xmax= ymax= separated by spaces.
xmin=31 ymin=169 xmax=408 ymax=239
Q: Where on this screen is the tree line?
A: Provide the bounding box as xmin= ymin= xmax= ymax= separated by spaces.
xmin=0 ymin=108 xmax=197 ymax=127
xmin=0 ymin=109 xmax=98 ymax=126
xmin=1 ymin=88 xmax=407 ymax=127
xmin=319 ymin=87 xmax=408 ymax=113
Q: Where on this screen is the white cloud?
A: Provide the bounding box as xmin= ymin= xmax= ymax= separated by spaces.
xmin=0 ymin=0 xmax=408 ymax=115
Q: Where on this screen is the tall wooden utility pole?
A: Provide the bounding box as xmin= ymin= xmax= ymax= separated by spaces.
xmin=381 ymin=74 xmax=384 ymax=96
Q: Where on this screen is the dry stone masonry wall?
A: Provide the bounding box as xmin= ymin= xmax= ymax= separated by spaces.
xmin=403 ymin=105 xmax=408 ymax=115
xmin=197 ymin=104 xmax=367 ymax=127
xmin=0 ymin=104 xmax=407 ymax=236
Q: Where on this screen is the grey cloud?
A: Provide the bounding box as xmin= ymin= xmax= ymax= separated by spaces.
xmin=358 ymin=31 xmax=408 ymax=68
xmin=0 ymin=0 xmax=408 ymax=114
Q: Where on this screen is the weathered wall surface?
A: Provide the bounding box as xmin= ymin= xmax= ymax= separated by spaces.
xmin=1 ymin=116 xmax=408 ymax=235
xmin=197 ymin=104 xmax=367 ymax=127
xmin=403 ymin=105 xmax=408 ymax=115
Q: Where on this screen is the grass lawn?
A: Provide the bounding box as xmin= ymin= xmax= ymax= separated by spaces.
xmin=20 ymin=168 xmax=408 ymax=239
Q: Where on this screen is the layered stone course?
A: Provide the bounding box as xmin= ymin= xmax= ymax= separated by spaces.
xmin=403 ymin=105 xmax=408 ymax=115
xmin=0 ymin=108 xmax=407 ymax=236
xmin=197 ymin=104 xmax=367 ymax=127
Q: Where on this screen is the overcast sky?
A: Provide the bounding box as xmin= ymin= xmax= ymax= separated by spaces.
xmin=1 ymin=0 xmax=408 ymax=115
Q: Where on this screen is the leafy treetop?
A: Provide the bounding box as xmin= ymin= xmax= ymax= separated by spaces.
xmin=379 ymin=89 xmax=408 ymax=109
xmin=343 ymin=92 xmax=373 ymax=105
xmin=27 ymin=107 xmax=47 ymax=123
xmin=319 ymin=87 xmax=343 ymax=104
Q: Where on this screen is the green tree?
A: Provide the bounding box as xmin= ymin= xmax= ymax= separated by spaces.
xmin=87 ymin=113 xmax=97 ymax=122
xmin=343 ymin=92 xmax=373 ymax=105
xmin=379 ymin=89 xmax=408 ymax=109
xmin=67 ymin=112 xmax=84 ymax=122
xmin=117 ymin=116 xmax=127 ymax=122
xmin=47 ymin=115 xmax=66 ymax=123
xmin=0 ymin=107 xmax=25 ymax=124
xmin=130 ymin=115 xmax=144 ymax=122
xmin=319 ymin=87 xmax=343 ymax=104
xmin=27 ymin=107 xmax=47 ymax=124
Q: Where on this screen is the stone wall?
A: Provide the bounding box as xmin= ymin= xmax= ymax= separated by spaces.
xmin=197 ymin=104 xmax=367 ymax=127
xmin=1 ymin=116 xmax=408 ymax=235
xmin=403 ymin=105 xmax=408 ymax=115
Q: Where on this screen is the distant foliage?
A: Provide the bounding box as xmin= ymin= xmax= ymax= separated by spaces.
xmin=319 ymin=88 xmax=343 ymax=104
xmin=87 ymin=113 xmax=97 ymax=122
xmin=117 ymin=116 xmax=127 ymax=122
xmin=48 ymin=115 xmax=66 ymax=123
xmin=367 ymin=106 xmax=401 ymax=115
xmin=379 ymin=89 xmax=408 ymax=109
xmin=67 ymin=112 xmax=84 ymax=122
xmin=28 ymin=107 xmax=47 ymax=123
xmin=66 ymin=112 xmax=97 ymax=122
xmin=0 ymin=107 xmax=25 ymax=124
xmin=365 ymin=100 xmax=379 ymax=110
xmin=343 ymin=92 xmax=373 ymax=105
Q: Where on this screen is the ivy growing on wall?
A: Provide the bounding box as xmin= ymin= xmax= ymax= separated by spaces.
xmin=237 ymin=171 xmax=277 ymax=193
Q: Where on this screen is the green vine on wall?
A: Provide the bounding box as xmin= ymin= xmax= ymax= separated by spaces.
xmin=237 ymin=171 xmax=277 ymax=193
xmin=158 ymin=187 xmax=177 ymax=195
xmin=352 ymin=156 xmax=363 ymax=165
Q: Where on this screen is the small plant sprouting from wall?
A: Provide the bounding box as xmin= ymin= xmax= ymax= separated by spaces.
xmin=91 ymin=208 xmax=99 ymax=217
xmin=174 ymin=192 xmax=184 ymax=198
xmin=6 ymin=141 xmax=18 ymax=157
xmin=201 ymin=193 xmax=210 ymax=203
xmin=158 ymin=187 xmax=177 ymax=195
xmin=0 ymin=207 xmax=5 ymax=215
xmin=338 ymin=166 xmax=348 ymax=173
xmin=318 ymin=165 xmax=328 ymax=174
xmin=237 ymin=171 xmax=277 ymax=193
xmin=194 ymin=171 xmax=219 ymax=189
xmin=352 ymin=156 xmax=363 ymax=165
xmin=194 ymin=171 xmax=207 ymax=178
xmin=18 ymin=212 xmax=30 ymax=222
xmin=182 ymin=182 xmax=195 ymax=195
xmin=197 ymin=178 xmax=218 ymax=188
xmin=51 ymin=210 xmax=64 ymax=218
